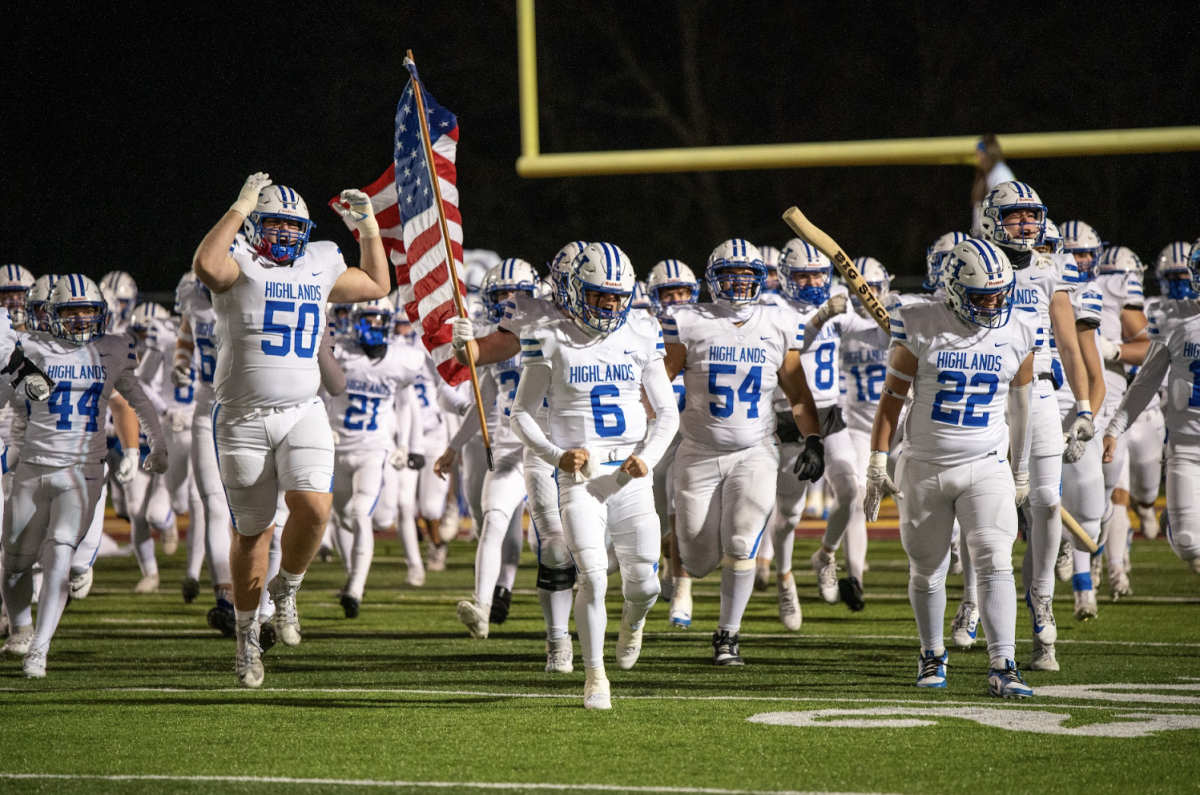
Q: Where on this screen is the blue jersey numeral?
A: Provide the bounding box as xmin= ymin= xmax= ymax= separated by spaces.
xmin=1189 ymin=360 xmax=1200 ymax=407
xmin=175 ymin=369 xmax=195 ymax=405
xmin=196 ymin=338 xmax=216 ymax=383
xmin=813 ymin=342 xmax=836 ymax=390
xmin=590 ymin=384 xmax=626 ymax=438
xmin=498 ymin=370 xmax=520 ymax=416
xmin=413 ymin=381 xmax=429 ymax=407
xmin=343 ymin=394 xmax=382 ymax=431
xmin=850 ymin=363 xmax=886 ymax=402
xmin=708 ymin=365 xmax=762 ymax=419
xmin=931 ymin=370 xmax=999 ymax=427
xmin=672 ymin=382 xmax=686 ymax=413
xmin=47 ymin=381 xmax=104 ymax=432
xmin=261 ymin=301 xmax=321 ymax=359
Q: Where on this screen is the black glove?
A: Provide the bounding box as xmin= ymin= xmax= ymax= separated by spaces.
xmin=407 ymin=452 xmax=426 ymax=470
xmin=793 ymin=434 xmax=825 ymax=482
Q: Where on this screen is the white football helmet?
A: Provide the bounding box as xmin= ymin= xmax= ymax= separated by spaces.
xmin=390 ymin=298 xmax=417 ymax=342
xmin=979 ymin=181 xmax=1047 ymax=251
xmin=632 ymin=280 xmax=651 ymax=311
xmin=924 ymin=232 xmax=969 ymax=291
xmin=243 ymin=185 xmax=314 ymax=263
xmin=1039 ymin=219 xmax=1065 ymax=254
xmin=850 ymin=257 xmax=891 ymax=317
xmin=778 ymin=238 xmax=831 ymax=306
xmin=25 ymin=273 xmax=62 ymax=333
xmin=48 ymin=274 xmax=110 ymax=344
xmin=175 ymin=270 xmax=211 ymax=312
xmin=568 ymin=242 xmax=636 ymax=334
xmin=463 ymin=249 xmax=502 ymax=294
xmin=760 ymin=245 xmax=782 ymax=294
xmin=536 ymin=278 xmax=554 ymax=300
xmin=0 ymin=264 xmax=35 ymax=328
xmin=550 ymin=240 xmax=588 ymax=309
xmin=647 ymin=259 xmax=699 ymax=312
xmin=351 ymin=296 xmax=395 ymax=347
xmin=1156 ymin=241 xmax=1195 ymax=300
xmin=1096 ymin=246 xmax=1143 ymax=275
xmin=1060 ymin=220 xmax=1103 ymax=279
xmin=130 ymin=302 xmax=170 ymax=334
xmin=482 ymin=258 xmax=538 ymax=321
xmin=706 ymin=239 xmax=766 ymax=307
xmin=100 ymin=271 xmax=138 ymax=327
xmin=328 ymin=303 xmax=354 ymax=335
xmin=944 ymin=239 xmax=1015 ymax=328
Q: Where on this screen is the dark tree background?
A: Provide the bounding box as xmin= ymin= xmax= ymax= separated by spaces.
xmin=2 ymin=1 xmax=1198 ymax=297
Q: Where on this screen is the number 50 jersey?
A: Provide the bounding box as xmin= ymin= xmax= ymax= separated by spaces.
xmin=663 ymin=303 xmax=802 ymax=451
xmin=893 ymin=301 xmax=1042 ymax=467
xmin=213 ymin=235 xmax=347 ymax=409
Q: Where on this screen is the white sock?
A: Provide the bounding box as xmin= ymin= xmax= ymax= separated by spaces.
xmin=717 ymin=565 xmax=754 ymax=634
xmin=908 ymin=579 xmax=946 ymax=654
xmin=1105 ymin=506 xmax=1130 ymax=572
xmin=772 ymin=521 xmax=795 ymax=577
xmin=279 ymin=568 xmax=304 ymax=589
xmin=30 ymin=543 xmax=74 ymax=654
xmin=472 ymin=515 xmax=507 ymax=609
xmin=672 ymin=575 xmax=692 ymax=603
xmin=1029 ymin=504 xmax=1062 ymax=599
xmin=575 ymin=570 xmax=608 ymax=670
xmin=978 ymin=569 xmax=1018 ymax=668
xmin=538 ymin=587 xmax=573 ymax=641
xmin=959 ymin=531 xmax=978 ymax=604
xmin=346 ymin=514 xmax=375 ymax=601
xmin=235 ymin=608 xmax=258 ymax=634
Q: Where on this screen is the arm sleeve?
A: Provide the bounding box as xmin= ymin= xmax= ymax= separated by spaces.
xmin=509 ymin=362 xmax=562 ymax=468
xmin=635 ymin=361 xmax=680 ymax=468
xmin=1006 ymin=381 xmax=1032 ymax=473
xmin=436 ymin=380 xmax=473 ymax=416
xmin=115 ymin=364 xmax=166 ymax=454
xmin=393 ymin=385 xmax=413 ymax=450
xmin=7 ymin=400 xmax=27 ymax=464
xmin=1106 ymin=341 xmax=1170 ymax=437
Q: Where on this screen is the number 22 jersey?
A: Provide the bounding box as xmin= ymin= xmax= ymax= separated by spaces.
xmin=893 ymin=301 xmax=1042 ymax=467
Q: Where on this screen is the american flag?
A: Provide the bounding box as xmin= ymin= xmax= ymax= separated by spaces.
xmin=330 ymin=56 xmax=468 ymax=385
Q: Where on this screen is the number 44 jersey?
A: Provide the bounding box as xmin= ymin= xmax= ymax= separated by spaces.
xmin=663 ymin=303 xmax=803 ymax=451
xmin=893 ymin=301 xmax=1042 ymax=467
xmin=19 ymin=330 xmax=144 ymax=467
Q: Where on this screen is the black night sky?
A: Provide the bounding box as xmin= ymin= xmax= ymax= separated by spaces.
xmin=3 ymin=2 xmax=1198 ymax=297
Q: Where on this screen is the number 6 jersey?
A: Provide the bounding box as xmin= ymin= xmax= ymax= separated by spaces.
xmin=663 ymin=303 xmax=803 ymax=451
xmin=893 ymin=301 xmax=1042 ymax=467
xmin=213 ymin=235 xmax=347 ymax=408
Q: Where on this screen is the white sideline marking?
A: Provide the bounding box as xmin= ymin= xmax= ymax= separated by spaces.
xmin=0 ymin=773 xmax=917 ymax=795
xmin=97 ymin=618 xmax=196 ymax=625
xmin=4 ymin=686 xmax=1196 ymax=712
xmin=646 ymin=632 xmax=1200 ymax=649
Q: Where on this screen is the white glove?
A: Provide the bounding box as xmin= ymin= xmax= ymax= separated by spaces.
xmin=171 ymin=361 xmax=192 ymax=388
xmin=1097 ymin=336 xmax=1122 ymax=363
xmin=388 ymin=445 xmax=409 ymax=470
xmin=24 ymin=372 xmax=52 ymax=403
xmin=1067 ymin=408 xmax=1095 ymax=443
xmin=1013 ymin=470 xmax=1030 ymax=506
xmin=334 ymin=188 xmax=379 ymax=239
xmin=116 ymin=448 xmax=140 ymax=484
xmin=166 ymin=409 xmax=191 ymax=434
xmin=816 ymin=294 xmax=848 ymax=324
xmin=143 ymin=447 xmax=168 ymax=475
xmin=863 ymin=451 xmax=903 ymax=522
xmin=451 ymin=317 xmax=475 ymax=352
xmin=230 ymin=172 xmax=272 ymax=217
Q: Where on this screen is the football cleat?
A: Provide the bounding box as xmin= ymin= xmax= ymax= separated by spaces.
xmin=838 ymin=576 xmax=865 ymax=612
xmin=1135 ymin=503 xmax=1159 ymax=540
xmin=916 ymin=649 xmax=948 ymax=688
xmin=340 ymin=593 xmax=361 ymax=619
xmin=489 ymin=586 xmax=512 ymax=624
xmin=669 ymin=584 xmax=692 ymax=629
xmin=811 ymin=551 xmax=839 ymax=604
xmin=1073 ymin=589 xmax=1098 ymax=621
xmin=1109 ymin=568 xmax=1132 ymax=601
xmin=777 ymin=577 xmax=802 ymax=632
xmin=754 ymin=560 xmax=771 ymax=592
xmin=583 ymin=667 xmax=611 ymax=710
xmin=267 ymin=575 xmax=302 ymax=647
xmin=1090 ymin=551 xmax=1104 ymax=588
xmin=951 ymin=601 xmax=980 ymax=649
xmin=1029 ymin=638 xmax=1060 ymax=672
xmin=406 ymin=565 xmax=426 ymax=587
xmin=236 ymin=623 xmax=265 ymax=688
xmin=69 ymin=568 xmax=94 ymax=601
xmin=546 ymin=636 xmax=574 ymax=673
xmin=1025 ymin=590 xmax=1057 ymax=646
xmin=1055 ymin=540 xmax=1073 ymax=583
xmin=207 ymin=604 xmax=236 ymax=637
xmin=181 ymin=577 xmax=201 ymax=604
xmin=2 ymin=625 xmax=33 ymax=657
xmin=426 ymin=542 xmax=448 ymax=572
xmin=456 ymin=600 xmax=490 ymax=640
xmin=134 ymin=573 xmax=160 ymax=594
xmin=615 ymin=602 xmax=644 ymax=670
xmin=988 ymin=660 xmax=1033 ymax=698
xmin=317 ymin=545 xmax=334 ymax=564
xmin=23 ymin=647 xmax=47 ymax=679
xmin=711 ymin=630 xmax=744 ymax=666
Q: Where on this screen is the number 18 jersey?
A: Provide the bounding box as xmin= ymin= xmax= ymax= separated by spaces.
xmin=663 ymin=303 xmax=802 ymax=451
xmin=213 ymin=236 xmax=347 ymax=408
xmin=893 ymin=301 xmax=1042 ymax=467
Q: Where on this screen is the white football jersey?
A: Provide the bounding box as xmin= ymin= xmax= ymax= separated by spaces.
xmin=408 ymin=351 xmax=445 ymax=434
xmin=177 ymin=277 xmax=219 ymax=415
xmin=663 ymin=303 xmax=801 ymax=451
xmin=327 ymin=338 xmax=425 ymax=454
xmin=212 ymin=236 xmax=347 ymax=408
xmin=501 ymin=293 xmax=561 ymax=430
xmin=1145 ymin=300 xmax=1200 ymax=444
xmin=1009 ymin=253 xmax=1078 ymax=382
xmin=0 ymin=309 xmax=19 ymax=444
xmin=1094 ymin=270 xmax=1145 ymax=405
xmin=1056 ymin=280 xmax=1104 ymax=417
xmin=19 ymin=331 xmax=143 ymax=467
xmin=520 ymin=312 xmax=663 ymax=453
xmin=837 ymin=311 xmax=891 ymax=433
xmin=893 ymin=302 xmax=1042 ymax=467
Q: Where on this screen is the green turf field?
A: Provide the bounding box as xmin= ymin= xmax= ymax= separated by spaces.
xmin=2 ymin=524 xmax=1198 ymax=795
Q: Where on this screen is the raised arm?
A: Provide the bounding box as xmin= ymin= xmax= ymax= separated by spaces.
xmin=328 ymin=189 xmax=390 ymax=304
xmin=194 ymin=174 xmax=270 ymax=293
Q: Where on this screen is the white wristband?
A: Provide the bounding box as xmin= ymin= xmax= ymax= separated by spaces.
xmin=1076 ymin=400 xmax=1092 ymax=415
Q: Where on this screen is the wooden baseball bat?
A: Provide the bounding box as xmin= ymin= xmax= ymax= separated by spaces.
xmin=782 ymin=206 xmax=890 ymax=334
xmin=1060 ymin=506 xmax=1099 ymax=553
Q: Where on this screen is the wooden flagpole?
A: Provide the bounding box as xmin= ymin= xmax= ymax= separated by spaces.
xmin=407 ymin=50 xmax=494 ymax=471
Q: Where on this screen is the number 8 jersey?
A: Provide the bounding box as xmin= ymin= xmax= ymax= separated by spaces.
xmin=893 ymin=301 xmax=1042 ymax=466
xmin=213 ymin=236 xmax=347 ymax=408
xmin=663 ymin=303 xmax=802 ymax=451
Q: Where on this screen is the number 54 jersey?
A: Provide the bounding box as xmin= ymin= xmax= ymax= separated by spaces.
xmin=213 ymin=235 xmax=347 ymax=409
xmin=893 ymin=301 xmax=1042 ymax=467
xmin=662 ymin=303 xmax=802 ymax=451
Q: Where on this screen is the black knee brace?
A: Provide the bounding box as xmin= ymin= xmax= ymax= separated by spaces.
xmin=537 ymin=563 xmax=576 ymax=592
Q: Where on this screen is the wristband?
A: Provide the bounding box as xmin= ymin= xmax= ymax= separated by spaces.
xmin=1076 ymin=400 xmax=1091 ymax=416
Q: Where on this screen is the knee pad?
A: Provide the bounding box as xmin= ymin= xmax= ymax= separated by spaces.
xmin=621 ymin=561 xmax=661 ymax=606
xmin=1029 ymin=483 xmax=1060 ymax=509
xmin=1 ymin=550 xmax=36 ymax=576
xmin=537 ymin=563 xmax=576 ymax=592
xmin=908 ymin=569 xmax=946 ymax=595
xmin=720 ymin=553 xmax=757 ymax=571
